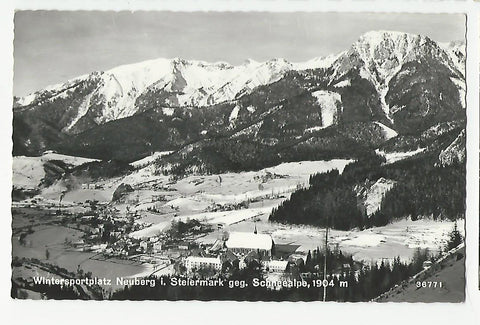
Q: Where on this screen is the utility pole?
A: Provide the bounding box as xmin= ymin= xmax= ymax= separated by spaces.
xmin=323 ymin=216 xmax=329 ymax=302
xmin=58 ymin=191 xmax=65 ymax=214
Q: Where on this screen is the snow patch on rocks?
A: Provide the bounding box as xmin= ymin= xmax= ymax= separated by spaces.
xmin=311 ymin=90 xmax=342 ymax=127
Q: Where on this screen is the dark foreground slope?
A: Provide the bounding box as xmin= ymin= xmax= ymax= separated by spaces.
xmin=375 ymin=246 xmax=465 ymax=302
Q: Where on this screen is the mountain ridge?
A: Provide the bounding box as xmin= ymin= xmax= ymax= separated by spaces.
xmin=13 ymin=30 xmax=466 ymax=167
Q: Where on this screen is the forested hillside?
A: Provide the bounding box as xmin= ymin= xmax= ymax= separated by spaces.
xmin=269 ymin=149 xmax=465 ymax=230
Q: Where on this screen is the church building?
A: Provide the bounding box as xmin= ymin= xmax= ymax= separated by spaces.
xmin=225 ymin=226 xmax=274 ymax=257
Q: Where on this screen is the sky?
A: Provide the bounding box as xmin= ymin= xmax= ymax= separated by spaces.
xmin=13 ymin=11 xmax=465 ymax=97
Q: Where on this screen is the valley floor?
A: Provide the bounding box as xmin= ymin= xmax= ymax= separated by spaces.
xmin=11 ymin=156 xmax=465 ymax=300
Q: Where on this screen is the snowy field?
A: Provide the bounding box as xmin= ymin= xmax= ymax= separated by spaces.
xmin=126 ymin=160 xmax=353 ymax=238
xmin=270 ymin=218 xmax=464 ymax=263
xmin=188 ymin=212 xmax=463 ymax=264
xmin=13 ymin=153 xmax=98 ymax=190
xmin=123 ymin=157 xmax=462 ymax=265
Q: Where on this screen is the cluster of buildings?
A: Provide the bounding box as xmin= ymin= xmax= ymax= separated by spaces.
xmin=72 ymin=203 xmax=294 ymax=277
xmin=184 ymin=228 xmax=290 ymax=275
xmin=68 ymin=206 xmax=155 ymax=257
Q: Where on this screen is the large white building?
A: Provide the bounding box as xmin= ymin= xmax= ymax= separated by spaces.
xmin=185 ymin=256 xmax=223 ymax=272
xmin=263 ymin=260 xmax=289 ymax=273
xmin=225 ymin=232 xmax=274 ymax=257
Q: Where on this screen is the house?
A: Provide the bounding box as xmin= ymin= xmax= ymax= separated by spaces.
xmin=177 ymin=242 xmax=191 ymax=250
xmin=153 ymin=242 xmax=163 ymax=252
xmin=184 ymin=256 xmax=223 ymax=273
xmin=263 ymin=260 xmax=289 ymax=273
xmin=225 ymin=232 xmax=274 ymax=257
xmin=139 ymin=241 xmax=149 ymax=252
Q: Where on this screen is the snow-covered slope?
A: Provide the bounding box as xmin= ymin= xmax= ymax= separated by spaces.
xmin=374 ymin=122 xmax=398 ymax=140
xmin=311 ymin=90 xmax=342 ymax=127
xmin=440 ymin=40 xmax=466 ymax=77
xmin=143 ymin=58 xmax=294 ymax=108
xmin=12 ymin=156 xmax=46 ymax=190
xmin=438 ymin=129 xmax=465 ymax=166
xmin=131 ymin=151 xmax=173 ymax=168
xmin=356 ymin=177 xmax=396 ymax=216
xmin=439 ymin=41 xmax=466 ymax=110
xmin=375 ymin=148 xmax=426 ymax=164
xmin=13 ymin=153 xmax=98 ymax=190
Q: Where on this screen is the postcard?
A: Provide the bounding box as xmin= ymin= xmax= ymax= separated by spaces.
xmin=10 ymin=9 xmax=468 ymax=303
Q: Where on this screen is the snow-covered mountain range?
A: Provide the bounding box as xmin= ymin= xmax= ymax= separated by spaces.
xmin=15 ymin=31 xmax=463 ymax=133
xmin=15 ymin=55 xmax=337 ymax=132
xmin=13 ymin=30 xmax=466 ymax=165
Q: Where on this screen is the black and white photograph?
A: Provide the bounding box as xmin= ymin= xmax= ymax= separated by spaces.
xmin=10 ymin=10 xmax=467 ymax=302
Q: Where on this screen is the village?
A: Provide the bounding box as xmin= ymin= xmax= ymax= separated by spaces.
xmin=12 ymin=191 xmax=363 ymax=294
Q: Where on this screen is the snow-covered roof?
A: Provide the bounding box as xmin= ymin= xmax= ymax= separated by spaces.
xmin=186 ymin=256 xmax=221 ymax=264
xmin=226 ymin=232 xmax=273 ymax=251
